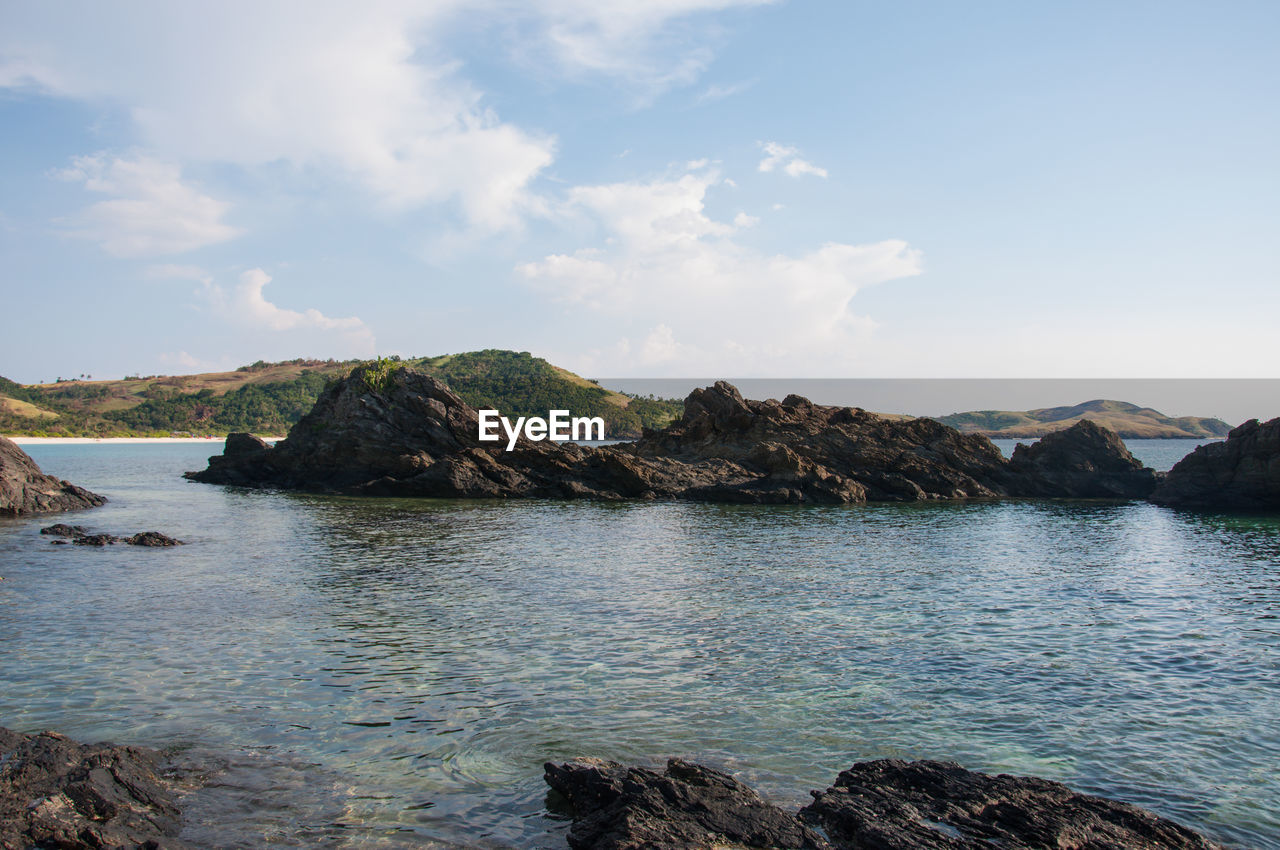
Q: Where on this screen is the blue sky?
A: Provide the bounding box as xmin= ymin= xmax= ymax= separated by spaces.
xmin=1 ymin=1 xmax=1277 ymax=383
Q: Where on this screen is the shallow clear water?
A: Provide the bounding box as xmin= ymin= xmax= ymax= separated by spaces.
xmin=1 ymin=442 xmax=1276 ymax=849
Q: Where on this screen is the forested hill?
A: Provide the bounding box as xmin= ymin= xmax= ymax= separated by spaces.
xmin=0 ymin=351 xmax=682 ymax=439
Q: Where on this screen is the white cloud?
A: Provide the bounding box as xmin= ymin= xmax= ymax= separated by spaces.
xmin=203 ymin=268 xmax=376 ymax=356
xmin=2 ymin=3 xmax=771 ymax=232
xmin=514 ymin=0 xmax=774 ymax=96
xmin=758 ymin=141 xmax=828 ymax=178
xmin=695 ymin=79 xmax=754 ymax=104
xmin=54 ymin=155 xmax=241 ymax=257
xmin=732 ymin=211 xmax=759 ymax=227
xmin=518 ymin=169 xmax=921 ymax=373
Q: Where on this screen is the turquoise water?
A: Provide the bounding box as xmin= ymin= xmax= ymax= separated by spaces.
xmin=1 ymin=442 xmax=1276 ymax=849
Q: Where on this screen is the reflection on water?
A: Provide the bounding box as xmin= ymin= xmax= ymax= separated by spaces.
xmin=0 ymin=444 xmax=1277 ymax=849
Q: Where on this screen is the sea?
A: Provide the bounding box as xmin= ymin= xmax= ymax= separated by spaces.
xmin=1 ymin=439 xmax=1277 ymax=849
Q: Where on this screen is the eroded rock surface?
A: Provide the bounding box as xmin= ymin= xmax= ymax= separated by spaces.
xmin=1151 ymin=417 xmax=1280 ymax=511
xmin=800 ymin=759 xmax=1224 ymax=850
xmin=0 ymin=725 xmax=189 ymax=849
xmin=0 ymin=436 xmax=105 ymax=516
xmin=187 ymin=366 xmax=1156 ymax=504
xmin=545 ymin=758 xmax=827 ymax=850
xmin=1008 ymin=419 xmax=1158 ymax=498
xmin=544 ymin=758 xmax=1226 ymax=850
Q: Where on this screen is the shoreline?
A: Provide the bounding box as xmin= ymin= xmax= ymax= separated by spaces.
xmin=6 ymin=436 xmax=281 ymax=445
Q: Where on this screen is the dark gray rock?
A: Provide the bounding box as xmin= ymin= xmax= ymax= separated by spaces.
xmin=1151 ymin=417 xmax=1280 ymax=510
xmin=1008 ymin=419 xmax=1159 ymax=498
xmin=40 ymin=523 xmax=88 ymax=537
xmin=0 ymin=725 xmax=190 ymax=849
xmin=125 ymin=531 xmax=184 ymax=547
xmin=222 ymin=431 xmax=270 ymax=457
xmin=0 ymin=436 xmax=106 ymax=516
xmin=800 ymin=759 xmax=1224 ymax=850
xmin=187 ymin=366 xmax=1155 ymax=505
xmin=543 ymin=758 xmax=1226 ymax=850
xmin=40 ymin=524 xmax=183 ymax=547
xmin=544 ymin=757 xmax=828 ymax=850
xmin=73 ymin=532 xmax=120 ymax=546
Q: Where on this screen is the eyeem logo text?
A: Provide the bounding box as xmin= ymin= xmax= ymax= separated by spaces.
xmin=478 ymin=410 xmax=605 ymax=451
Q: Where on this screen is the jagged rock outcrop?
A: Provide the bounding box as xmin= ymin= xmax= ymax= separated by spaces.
xmin=186 ymin=365 xmax=1157 ymax=504
xmin=544 ymin=758 xmax=1225 ymax=850
xmin=0 ymin=436 xmax=105 ymax=516
xmin=545 ymin=758 xmax=828 ymax=850
xmin=800 ymin=759 xmax=1223 ymax=850
xmin=1151 ymin=417 xmax=1280 ymax=511
xmin=0 ymin=725 xmax=190 ymax=849
xmin=1007 ymin=419 xmax=1158 ymax=498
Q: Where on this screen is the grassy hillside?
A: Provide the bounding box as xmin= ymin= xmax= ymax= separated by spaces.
xmin=937 ymin=399 xmax=1232 ymax=439
xmin=0 ymin=351 xmax=682 ymax=439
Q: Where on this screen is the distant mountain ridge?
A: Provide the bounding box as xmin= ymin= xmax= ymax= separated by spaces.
xmin=0 ymin=350 xmax=682 ymax=439
xmin=937 ymin=399 xmax=1232 ymax=439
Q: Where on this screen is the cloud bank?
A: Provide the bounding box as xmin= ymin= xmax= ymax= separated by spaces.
xmin=518 ymin=167 xmax=921 ymax=374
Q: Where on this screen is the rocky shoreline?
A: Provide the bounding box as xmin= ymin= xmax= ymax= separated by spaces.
xmin=186 ymin=365 xmax=1162 ymax=504
xmin=0 ymin=723 xmax=1231 ymax=849
xmin=0 ymin=726 xmax=189 ymax=849
xmin=544 ymin=757 xmax=1228 ymax=850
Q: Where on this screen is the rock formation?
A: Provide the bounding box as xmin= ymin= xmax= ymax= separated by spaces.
xmin=801 ymin=759 xmax=1222 ymax=850
xmin=40 ymin=523 xmax=184 ymax=546
xmin=544 ymin=757 xmax=1225 ymax=850
xmin=1007 ymin=418 xmax=1158 ymax=498
xmin=186 ymin=365 xmax=1159 ymax=504
xmin=0 ymin=725 xmax=189 ymax=849
xmin=0 ymin=436 xmax=105 ymax=516
xmin=545 ymin=758 xmax=827 ymax=850
xmin=1150 ymin=417 xmax=1280 ymax=511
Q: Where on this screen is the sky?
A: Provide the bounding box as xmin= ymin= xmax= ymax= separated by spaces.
xmin=1 ymin=1 xmax=1277 ymax=384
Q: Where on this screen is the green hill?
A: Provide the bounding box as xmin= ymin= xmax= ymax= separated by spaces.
xmin=0 ymin=351 xmax=682 ymax=439
xmin=937 ymin=399 xmax=1232 ymax=439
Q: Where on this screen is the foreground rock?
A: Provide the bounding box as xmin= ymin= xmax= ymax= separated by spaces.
xmin=187 ymin=366 xmax=1157 ymax=504
xmin=0 ymin=725 xmax=189 ymax=849
xmin=801 ymin=759 xmax=1223 ymax=850
xmin=545 ymin=758 xmax=827 ymax=850
xmin=1151 ymin=417 xmax=1280 ymax=511
xmin=0 ymin=436 xmax=105 ymax=516
xmin=544 ymin=758 xmax=1225 ymax=850
xmin=1007 ymin=418 xmax=1158 ymax=498
xmin=40 ymin=524 xmax=183 ymax=546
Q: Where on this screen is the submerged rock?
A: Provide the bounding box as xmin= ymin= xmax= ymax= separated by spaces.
xmin=545 ymin=758 xmax=828 ymax=850
xmin=187 ymin=366 xmax=1155 ymax=505
xmin=800 ymin=759 xmax=1223 ymax=850
xmin=1151 ymin=417 xmax=1280 ymax=511
xmin=39 ymin=524 xmax=184 ymax=547
xmin=0 ymin=436 xmax=106 ymax=516
xmin=544 ymin=758 xmax=1226 ymax=850
xmin=0 ymin=725 xmax=189 ymax=849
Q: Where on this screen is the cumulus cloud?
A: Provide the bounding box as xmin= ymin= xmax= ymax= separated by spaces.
xmin=517 ymin=169 xmax=921 ymax=374
xmin=203 ymin=268 xmax=376 ymax=356
xmin=2 ymin=2 xmax=771 ymax=232
xmin=54 ymin=155 xmax=241 ymax=257
xmin=758 ymin=141 xmax=828 ymax=178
